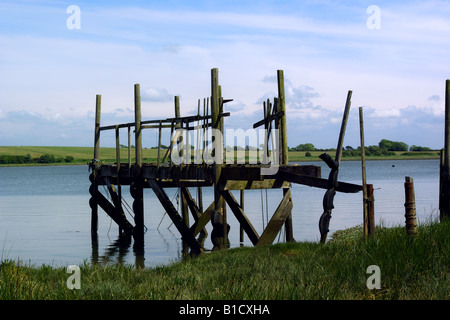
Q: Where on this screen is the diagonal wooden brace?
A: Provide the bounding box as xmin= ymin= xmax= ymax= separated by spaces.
xmin=257 ymin=189 xmax=293 ymax=246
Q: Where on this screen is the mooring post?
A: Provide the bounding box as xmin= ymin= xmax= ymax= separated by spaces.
xmin=359 ymin=107 xmax=369 ymax=238
xmin=404 ymin=177 xmax=418 ymax=236
xmin=440 ymin=79 xmax=450 ymax=221
xmin=133 ymin=83 xmax=144 ymax=244
xmin=90 ymin=94 xmax=101 ymax=241
xmin=277 ymin=70 xmax=294 ymax=242
xmin=211 ymin=67 xmax=227 ymax=249
xmin=367 ymin=184 xmax=375 ymax=237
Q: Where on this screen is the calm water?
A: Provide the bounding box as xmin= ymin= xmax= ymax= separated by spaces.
xmin=0 ymin=159 xmax=440 ymax=268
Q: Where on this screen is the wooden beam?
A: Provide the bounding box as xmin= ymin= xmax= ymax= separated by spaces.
xmin=180 ymin=187 xmax=208 ymax=238
xmin=147 ymin=178 xmax=202 ymax=254
xmin=94 ymin=187 xmax=134 ymax=237
xmin=222 ymin=190 xmax=260 ymax=246
xmin=134 ymin=84 xmax=142 ymax=167
xmin=257 ymin=189 xmax=293 ymax=246
xmin=277 ymin=171 xmax=362 ymax=193
xmin=190 ymin=200 xmax=214 ymax=237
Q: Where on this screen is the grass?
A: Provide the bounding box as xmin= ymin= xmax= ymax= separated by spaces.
xmin=1 ymin=219 xmax=448 ymax=300
xmin=0 ymin=146 xmax=440 ymax=166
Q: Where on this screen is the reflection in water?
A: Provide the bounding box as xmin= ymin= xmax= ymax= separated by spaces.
xmin=91 ymin=235 xmax=145 ymax=268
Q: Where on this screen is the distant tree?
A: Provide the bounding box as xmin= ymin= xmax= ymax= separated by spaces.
xmin=379 ymin=139 xmax=408 ymax=151
xmin=294 ymin=143 xmax=315 ymax=151
xmin=409 ymin=145 xmax=431 ymax=151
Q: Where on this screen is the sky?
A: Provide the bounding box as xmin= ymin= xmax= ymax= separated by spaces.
xmin=0 ymin=0 xmax=449 ymax=150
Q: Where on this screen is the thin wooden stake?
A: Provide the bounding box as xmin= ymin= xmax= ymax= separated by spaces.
xmin=359 ymin=107 xmax=368 ymax=238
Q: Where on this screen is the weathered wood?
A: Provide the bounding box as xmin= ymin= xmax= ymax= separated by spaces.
xmin=190 ymin=200 xmax=214 ymax=237
xmin=147 ymin=178 xmax=201 ymax=254
xmin=222 ymin=190 xmax=260 ymax=246
xmin=94 ymin=94 xmax=101 ymax=160
xmin=134 ymin=84 xmax=142 ymax=167
xmin=257 ymin=189 xmax=293 ymax=246
xmin=335 ymin=91 xmax=352 ymax=165
xmin=180 ymin=187 xmax=208 ymax=239
xmin=277 ymin=70 xmax=288 ymax=165
xmin=404 ymin=177 xmax=418 ymax=236
xmin=94 ymin=186 xmax=134 ymax=237
xmin=359 ymin=107 xmax=369 ymax=238
xmin=441 ymin=80 xmax=450 ymax=221
xmin=367 ymin=184 xmax=375 ymax=237
xmin=211 ymin=67 xmax=226 ymax=249
xmin=278 ymin=171 xmax=362 ymax=193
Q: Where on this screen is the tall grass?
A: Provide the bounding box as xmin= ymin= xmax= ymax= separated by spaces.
xmin=0 ymin=220 xmax=448 ymax=300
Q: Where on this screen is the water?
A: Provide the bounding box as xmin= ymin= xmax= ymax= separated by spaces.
xmin=0 ymin=159 xmax=440 ymax=268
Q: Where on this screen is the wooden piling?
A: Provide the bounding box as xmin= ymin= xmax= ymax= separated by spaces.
xmin=404 ymin=177 xmax=418 ymax=236
xmin=94 ymin=94 xmax=101 ymax=160
xmin=90 ymin=94 xmax=101 ymax=240
xmin=277 ymin=70 xmax=294 ymax=242
xmin=359 ymin=107 xmax=369 ymax=238
xmin=367 ymin=184 xmax=375 ymax=237
xmin=440 ymin=80 xmax=450 ymax=221
xmin=211 ymin=68 xmax=227 ymax=249
xmin=133 ymin=83 xmax=144 ymax=243
xmin=134 ymin=84 xmax=142 ymax=167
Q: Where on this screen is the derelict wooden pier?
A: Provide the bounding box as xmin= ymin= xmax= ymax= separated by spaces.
xmin=88 ymin=68 xmax=363 ymax=256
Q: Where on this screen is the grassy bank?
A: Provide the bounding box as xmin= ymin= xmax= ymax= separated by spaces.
xmin=0 ymin=146 xmax=440 ymax=166
xmin=1 ymin=220 xmax=448 ymax=300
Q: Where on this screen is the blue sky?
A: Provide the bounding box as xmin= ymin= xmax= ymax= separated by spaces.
xmin=0 ymin=0 xmax=449 ymax=149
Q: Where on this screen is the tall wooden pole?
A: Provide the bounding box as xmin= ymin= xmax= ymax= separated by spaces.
xmin=134 ymin=84 xmax=142 ymax=167
xmin=211 ymin=68 xmax=227 ymax=249
xmin=359 ymin=107 xmax=368 ymax=238
xmin=91 ymin=94 xmax=101 ymax=240
xmin=94 ymin=95 xmax=101 ymax=160
xmin=441 ymin=80 xmax=450 ymax=221
xmin=277 ymin=70 xmax=294 ymax=242
xmin=133 ymin=84 xmax=144 ymax=244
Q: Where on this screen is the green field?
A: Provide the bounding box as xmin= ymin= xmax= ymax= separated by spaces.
xmin=0 ymin=146 xmax=440 ymax=166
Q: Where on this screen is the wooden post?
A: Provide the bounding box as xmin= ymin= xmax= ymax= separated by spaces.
xmin=91 ymin=94 xmax=101 ymax=240
xmin=404 ymin=177 xmax=418 ymax=236
xmin=359 ymin=107 xmax=369 ymax=238
xmin=277 ymin=70 xmax=294 ymax=242
xmin=94 ymin=94 xmax=101 ymax=160
xmin=441 ymin=80 xmax=450 ymax=221
xmin=367 ymin=184 xmax=375 ymax=237
xmin=211 ymin=68 xmax=227 ymax=249
xmin=134 ymin=84 xmax=142 ymax=167
xmin=240 ymin=190 xmax=244 ymax=244
xmin=133 ymin=84 xmax=144 ymax=244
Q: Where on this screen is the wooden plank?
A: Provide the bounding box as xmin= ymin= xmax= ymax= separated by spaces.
xmin=180 ymin=187 xmax=209 ymax=238
xmin=278 ymin=171 xmax=362 ymax=193
xmin=190 ymin=200 xmax=214 ymax=237
xmin=147 ymin=178 xmax=202 ymax=254
xmin=256 ymin=189 xmax=293 ymax=246
xmin=223 ymin=179 xmax=290 ymax=190
xmin=94 ymin=189 xmax=134 ymax=236
xmin=222 ymin=190 xmax=260 ymax=246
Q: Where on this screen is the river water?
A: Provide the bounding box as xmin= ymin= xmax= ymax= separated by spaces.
xmin=0 ymin=159 xmax=440 ymax=268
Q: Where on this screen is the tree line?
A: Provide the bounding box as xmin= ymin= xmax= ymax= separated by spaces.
xmin=290 ymin=139 xmax=435 ymax=157
xmin=0 ymin=154 xmax=75 ymax=164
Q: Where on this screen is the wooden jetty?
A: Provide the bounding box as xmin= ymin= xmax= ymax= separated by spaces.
xmin=88 ymin=68 xmax=363 ymax=255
